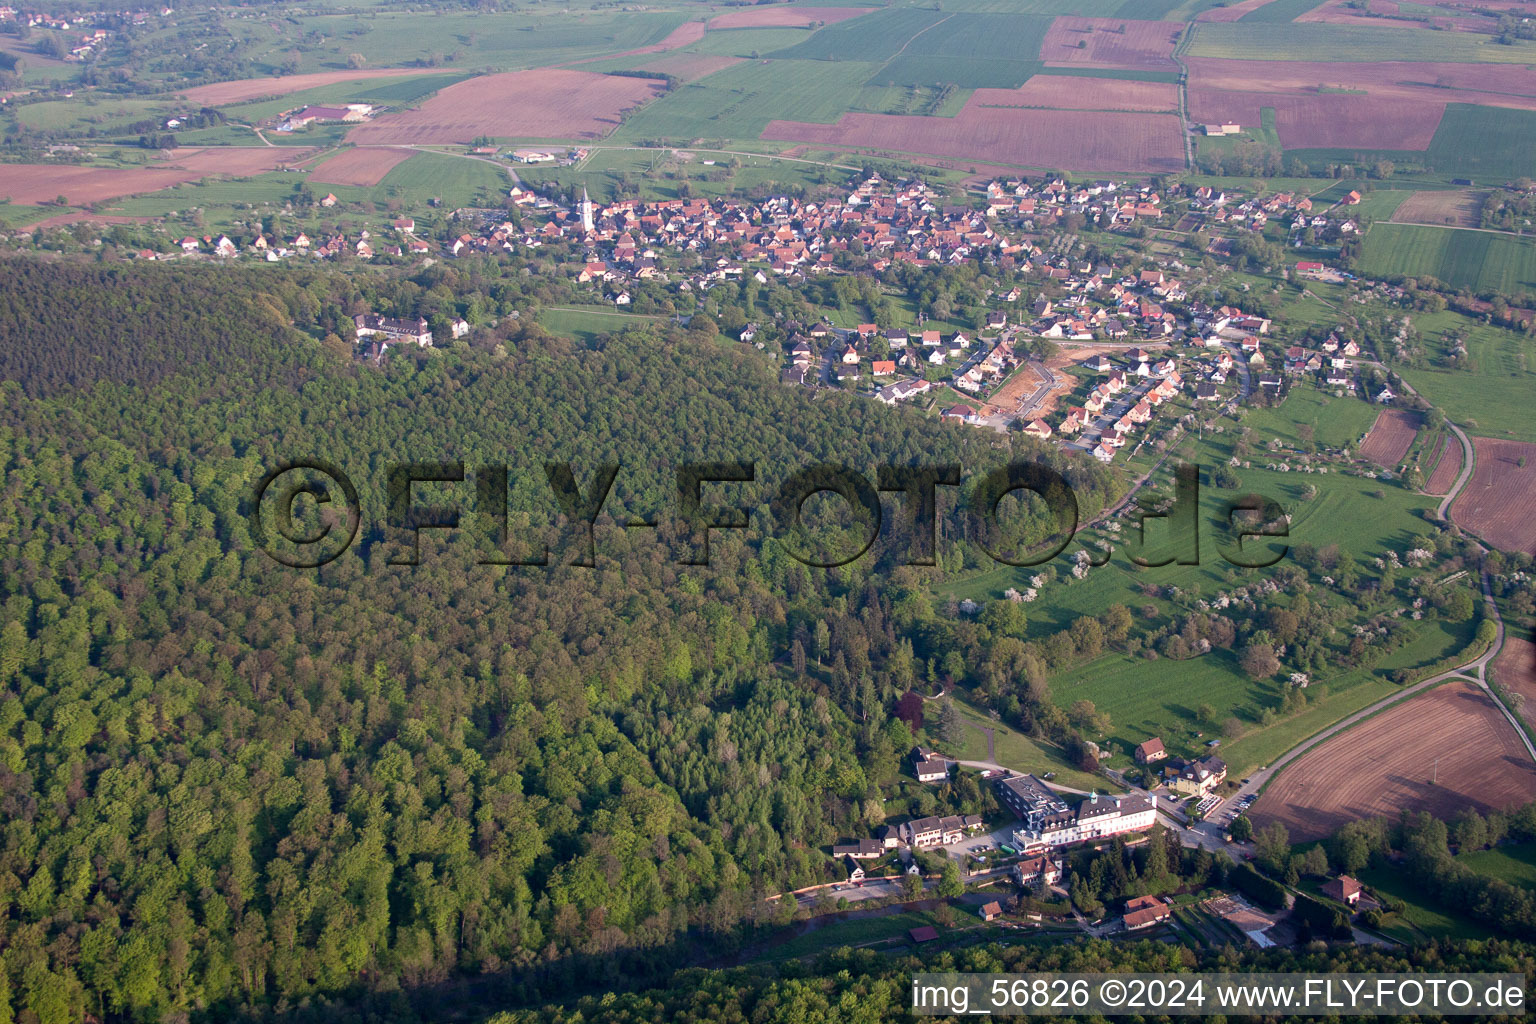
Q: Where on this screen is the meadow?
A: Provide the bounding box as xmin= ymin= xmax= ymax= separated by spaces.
xmin=1359 ymin=223 xmax=1536 ymax=296
xmin=1390 ymin=310 xmax=1536 ymax=443
xmin=539 ymin=306 xmax=666 ymax=345
xmin=1240 ymin=386 xmax=1379 ymax=450
xmin=1458 ymin=843 xmax=1536 ymax=889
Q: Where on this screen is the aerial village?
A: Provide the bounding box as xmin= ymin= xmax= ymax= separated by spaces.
xmin=134 ymin=168 xmax=1387 ymax=461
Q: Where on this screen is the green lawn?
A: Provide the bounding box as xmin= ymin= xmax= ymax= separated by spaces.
xmin=1359 ymin=223 xmax=1536 ymax=295
xmin=540 ymin=307 xmax=664 ymax=344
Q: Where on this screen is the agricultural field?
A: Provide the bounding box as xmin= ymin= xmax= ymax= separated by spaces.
xmin=767 ymin=8 xmax=950 ymax=61
xmin=762 ymin=103 xmax=1186 ymax=173
xmin=1037 ymin=17 xmax=1183 ymax=70
xmin=1251 ymin=681 xmax=1536 ymax=842
xmin=1391 ymin=189 xmax=1488 ymax=229
xmin=1492 ymin=634 xmax=1536 ymax=732
xmin=1186 ymin=22 xmax=1536 ymax=62
xmin=972 ymin=77 xmax=1178 ymax=112
xmin=1423 ymin=435 xmax=1463 ymax=495
xmin=706 ymin=7 xmax=876 ymax=31
xmin=308 ymin=146 xmax=415 ymax=187
xmin=1358 ymin=409 xmax=1422 ymax=468
xmin=612 ymin=60 xmax=881 ymax=142
xmin=346 ymin=70 xmax=665 ymax=144
xmin=1420 ymin=105 xmax=1536 ymax=182
xmin=242 ymin=9 xmax=695 ymax=75
xmin=174 ymin=69 xmax=464 ymax=107
xmin=1448 ymin=438 xmax=1536 ymax=555
xmin=1359 ymin=224 xmax=1536 ymax=295
xmin=0 ymin=147 xmax=312 ymax=207
xmin=368 ymin=152 xmax=511 ymax=208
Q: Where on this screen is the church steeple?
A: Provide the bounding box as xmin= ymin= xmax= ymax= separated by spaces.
xmin=579 ymin=184 xmax=594 ymax=234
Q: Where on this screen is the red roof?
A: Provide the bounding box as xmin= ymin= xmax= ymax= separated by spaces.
xmin=909 ymin=926 xmax=939 ymax=942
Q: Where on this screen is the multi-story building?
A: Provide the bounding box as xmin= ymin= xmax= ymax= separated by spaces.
xmin=998 ymin=773 xmax=1157 ymax=851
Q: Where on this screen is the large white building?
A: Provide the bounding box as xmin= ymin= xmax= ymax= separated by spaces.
xmin=995 ymin=774 xmax=1157 ymax=852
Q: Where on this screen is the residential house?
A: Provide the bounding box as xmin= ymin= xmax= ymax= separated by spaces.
xmin=1322 ymin=875 xmax=1363 ymax=906
xmin=1167 ymin=756 xmax=1227 ymax=796
xmin=1134 ymin=738 xmax=1167 ymax=765
xmin=832 ymin=839 xmax=884 ymax=860
xmin=1123 ymin=895 xmax=1171 ymax=931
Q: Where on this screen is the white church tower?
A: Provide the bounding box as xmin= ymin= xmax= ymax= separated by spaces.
xmin=579 ymin=184 xmax=594 ymax=234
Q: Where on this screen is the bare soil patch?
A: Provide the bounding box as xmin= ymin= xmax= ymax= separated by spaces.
xmin=1391 ymin=189 xmax=1486 ymax=229
xmin=346 ymin=70 xmax=666 ymax=144
xmin=178 ymin=69 xmax=457 ymax=107
xmin=1449 ymin=437 xmax=1536 ymax=555
xmin=1359 ymin=408 xmax=1422 ymax=467
xmin=308 ymin=146 xmax=414 ymax=186
xmin=1039 ymin=17 xmax=1182 ymax=71
xmin=1251 ymin=681 xmax=1536 ymax=842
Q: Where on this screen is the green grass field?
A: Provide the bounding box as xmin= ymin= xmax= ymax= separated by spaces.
xmin=611 ymin=59 xmax=879 ymax=141
xmin=1422 ymin=105 xmax=1536 ymax=183
xmin=770 ymin=8 xmax=949 ymax=61
xmin=1458 ymin=843 xmax=1536 ymax=889
xmin=244 ymin=10 xmax=692 ymax=75
xmin=1359 ymin=223 xmax=1536 ymax=295
xmin=1390 ymin=310 xmax=1536 ymax=442
xmin=948 ymin=698 xmax=1106 ymax=790
xmin=869 ymin=55 xmax=1039 ymax=91
xmin=1238 ymin=0 xmax=1329 ymax=20
xmin=16 ymin=97 xmax=171 ymax=132
xmin=1188 ymin=23 xmax=1536 ymax=62
xmin=1241 ymin=387 xmax=1380 ymax=450
xmin=540 ymin=306 xmax=665 ymax=344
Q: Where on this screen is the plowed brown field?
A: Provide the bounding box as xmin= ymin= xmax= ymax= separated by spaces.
xmin=178 ymin=69 xmax=458 ymax=106
xmin=0 ymin=147 xmax=312 ymax=205
xmin=1359 ymin=408 xmax=1421 ymax=467
xmin=308 ymin=146 xmax=415 ymax=186
xmin=762 ymin=104 xmax=1185 ymax=173
xmin=1449 ymin=438 xmax=1536 ymax=554
xmin=1251 ymin=681 xmax=1536 ymax=841
xmin=346 ymin=70 xmax=665 ymax=144
xmin=1424 ymin=435 xmax=1464 ymax=494
xmin=1039 ymin=17 xmax=1181 ymax=71
xmin=972 ymin=77 xmax=1177 ymax=112
xmin=1391 ymin=189 xmax=1486 ymax=229
xmin=1493 ymin=634 xmax=1536 ymax=732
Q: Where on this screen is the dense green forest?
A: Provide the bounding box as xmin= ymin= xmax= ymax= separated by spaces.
xmin=492 ymin=940 xmax=1536 ymax=1024
xmin=0 ymin=260 xmax=1129 ymax=1022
